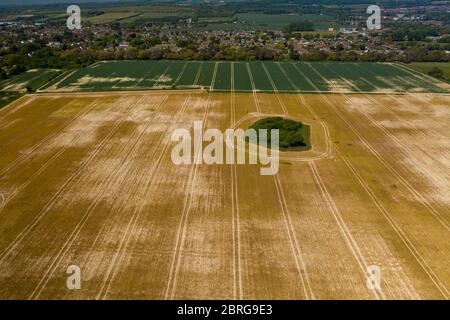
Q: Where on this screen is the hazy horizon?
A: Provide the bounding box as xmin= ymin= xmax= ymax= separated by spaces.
xmin=0 ymin=0 xmax=123 ymax=7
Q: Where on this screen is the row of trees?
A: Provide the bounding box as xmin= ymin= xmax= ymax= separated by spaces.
xmin=2 ymin=45 xmax=448 ymax=80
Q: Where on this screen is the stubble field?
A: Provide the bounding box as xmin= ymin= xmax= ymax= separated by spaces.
xmin=0 ymin=84 xmax=448 ymax=299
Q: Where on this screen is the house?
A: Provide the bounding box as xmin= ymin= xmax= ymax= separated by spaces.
xmin=118 ymin=42 xmax=129 ymax=50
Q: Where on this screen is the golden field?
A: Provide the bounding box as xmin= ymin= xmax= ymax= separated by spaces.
xmin=0 ymin=89 xmax=448 ymax=299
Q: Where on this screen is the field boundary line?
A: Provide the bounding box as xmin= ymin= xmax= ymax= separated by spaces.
xmin=164 ymin=62 xmax=218 ymax=300
xmin=354 ymin=97 xmax=449 ymax=229
xmin=0 ymin=99 xmax=99 ymax=176
xmin=230 ymin=61 xmax=243 ymax=300
xmin=308 ymin=161 xmax=384 ymax=300
xmin=135 ymin=61 xmax=160 ymax=87
xmin=261 ymin=63 xmax=287 ymax=114
xmin=173 ymin=62 xmax=189 ymax=86
xmin=392 ymin=63 xmax=446 ymax=87
xmin=333 ymin=145 xmax=449 ymax=299
xmin=38 ymin=70 xmax=71 ymax=91
xmin=341 ymin=64 xmax=434 ymax=138
xmin=40 ymin=70 xmax=76 ymax=92
xmin=272 ymin=173 xmax=314 ymax=299
xmin=27 ymin=95 xmax=152 ymax=299
xmin=303 ymin=64 xmax=450 ymax=296
xmin=323 ymin=64 xmax=450 ymax=230
xmin=28 ymin=95 xmax=169 ymax=299
xmin=296 ymin=76 xmax=446 ymax=298
xmin=277 ymin=62 xmax=332 ymax=158
xmin=246 ymin=63 xmax=261 ymax=113
xmin=96 ymin=95 xmax=193 ymax=299
xmin=297 ymin=94 xmax=332 ymax=159
xmin=276 ymin=62 xmax=300 ymax=93
xmin=34 ymin=70 xmax=61 ymax=92
xmin=347 ymin=64 xmax=443 ymax=139
xmin=154 ymin=61 xmax=174 ymax=87
xmin=292 ymin=63 xmax=321 ymax=94
xmin=246 ymin=74 xmax=313 ymax=300
xmin=0 ymin=95 xmax=148 ymax=289
xmin=306 ymin=62 xmax=449 ymax=230
xmin=0 ymin=95 xmax=34 ymax=121
xmin=193 ymin=62 xmax=203 ymax=86
xmin=385 ymin=63 xmax=446 ymax=94
xmin=330 ymin=63 xmax=447 ymax=165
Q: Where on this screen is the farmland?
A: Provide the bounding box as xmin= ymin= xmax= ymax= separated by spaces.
xmin=0 ymin=69 xmax=60 ymax=92
xmin=0 ymin=82 xmax=448 ymax=299
xmin=40 ymin=61 xmax=449 ymax=94
xmin=234 ymin=13 xmax=337 ymax=30
xmin=410 ymin=62 xmax=450 ymax=83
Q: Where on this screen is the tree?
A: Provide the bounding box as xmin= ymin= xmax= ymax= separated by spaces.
xmin=124 ymin=48 xmax=138 ymax=60
xmin=428 ymin=67 xmax=444 ymax=80
xmin=284 ymin=21 xmax=315 ymax=32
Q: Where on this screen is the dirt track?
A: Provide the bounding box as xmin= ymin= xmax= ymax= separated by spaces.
xmin=0 ymin=91 xmax=448 ymax=299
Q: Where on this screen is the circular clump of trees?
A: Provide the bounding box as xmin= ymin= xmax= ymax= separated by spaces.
xmin=248 ymin=116 xmax=310 ymax=150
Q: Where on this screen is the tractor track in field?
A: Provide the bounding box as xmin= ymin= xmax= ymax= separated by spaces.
xmin=329 ymin=64 xmax=449 ymax=200
xmin=272 ymin=172 xmax=314 ymax=299
xmin=164 ymin=62 xmax=218 ymax=300
xmin=230 ymin=62 xmax=243 ymax=300
xmin=0 ymin=100 xmax=105 ymax=213
xmin=193 ymin=62 xmax=203 ymax=86
xmin=246 ymin=63 xmax=262 ymax=114
xmin=230 ymin=112 xmax=331 ymax=163
xmin=153 ymin=62 xmax=174 ymax=88
xmin=173 ymin=62 xmax=188 ymax=86
xmin=332 ymin=145 xmax=449 ymax=299
xmin=0 ymin=99 xmax=99 ymax=177
xmin=309 ymin=161 xmax=384 ymax=300
xmin=304 ymin=63 xmax=450 ymax=297
xmin=232 ymin=63 xmax=332 ymax=162
xmin=391 ymin=63 xmax=448 ymax=90
xmin=290 ymin=74 xmax=441 ymax=298
xmin=247 ymin=74 xmax=314 ymax=300
xmin=340 ymin=64 xmax=443 ymax=140
xmin=0 ymin=96 xmax=148 ymax=265
xmin=0 ymin=96 xmax=35 ymax=123
xmin=307 ymin=62 xmax=450 ymax=231
xmin=355 ymin=95 xmax=448 ymax=187
xmin=29 ymin=95 xmax=169 ymax=299
xmin=96 ymin=94 xmax=193 ymax=300
xmin=277 ymin=62 xmax=332 ymax=159
xmin=135 ymin=60 xmax=160 ymax=87
xmin=261 ymin=63 xmax=288 ymax=115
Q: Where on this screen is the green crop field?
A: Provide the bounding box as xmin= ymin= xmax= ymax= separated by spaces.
xmin=0 ymin=69 xmax=60 ymax=92
xmin=234 ymin=13 xmax=337 ymax=30
xmin=409 ymin=62 xmax=450 ymax=83
xmin=39 ymin=60 xmax=448 ymax=94
xmin=0 ymin=91 xmax=23 ymax=109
